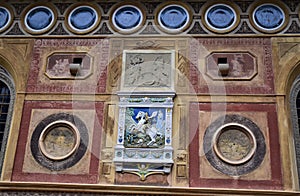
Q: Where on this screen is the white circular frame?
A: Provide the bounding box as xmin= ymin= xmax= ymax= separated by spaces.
xmin=0 ymin=6 xmax=12 ymax=32
xmin=67 ymin=5 xmax=99 ymax=33
xmin=24 ymin=5 xmax=55 ymax=34
xmin=38 ymin=120 xmax=80 ymax=161
xmin=157 ymin=4 xmax=190 ymax=33
xmin=204 ymin=3 xmax=238 ymax=32
xmin=112 ymin=5 xmax=144 ymax=33
xmin=212 ymin=123 xmax=257 ymax=165
xmin=252 ymin=3 xmax=285 ymax=32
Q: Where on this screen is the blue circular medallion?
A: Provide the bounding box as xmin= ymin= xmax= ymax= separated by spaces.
xmin=0 ymin=7 xmax=10 ymax=30
xmin=113 ymin=5 xmax=142 ymax=30
xmin=69 ymin=6 xmax=97 ymax=31
xmin=253 ymin=4 xmax=284 ymax=30
xmin=159 ymin=5 xmax=188 ymax=30
xmin=25 ymin=6 xmax=54 ymax=31
xmin=206 ymin=4 xmax=236 ymax=29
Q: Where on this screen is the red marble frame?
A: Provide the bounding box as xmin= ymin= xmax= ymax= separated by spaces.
xmin=26 ymin=39 xmax=109 ymax=94
xmin=189 ymin=38 xmax=275 ymax=95
xmin=189 ymin=103 xmax=282 ymax=190
xmin=12 ymin=101 xmax=104 ymax=184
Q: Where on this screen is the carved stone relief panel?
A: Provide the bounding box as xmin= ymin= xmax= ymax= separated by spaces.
xmin=107 ymin=38 xmax=191 ymax=94
xmin=121 ymin=50 xmax=175 ymax=92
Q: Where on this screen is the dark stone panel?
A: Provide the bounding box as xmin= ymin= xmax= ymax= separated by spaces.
xmin=141 ymin=2 xmax=161 ymax=14
xmin=97 ymin=2 xmax=116 ymax=14
xmin=54 ymin=3 xmax=73 ymax=15
xmin=187 ymin=2 xmax=204 ymax=13
xmin=283 ymin=0 xmax=300 ymax=12
xmin=6 ymin=23 xmax=25 ymax=35
xmin=140 ymin=22 xmax=160 ymax=34
xmin=11 ymin=3 xmax=30 ymax=15
xmin=50 ymin=23 xmax=69 ymax=35
xmin=93 ymin=22 xmax=113 ymax=35
xmin=235 ymin=21 xmax=256 ymax=34
xmin=235 ymin=1 xmax=253 ymax=12
xmin=187 ymin=21 xmax=208 ymax=34
xmin=285 ymin=21 xmax=300 ymax=34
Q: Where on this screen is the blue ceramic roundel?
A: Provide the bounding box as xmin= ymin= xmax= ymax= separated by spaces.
xmin=206 ymin=4 xmax=235 ymax=29
xmin=26 ymin=6 xmax=53 ymax=31
xmin=253 ymin=4 xmax=284 ymax=30
xmin=114 ymin=5 xmax=142 ymax=30
xmin=0 ymin=7 xmax=10 ymax=29
xmin=159 ymin=5 xmax=188 ymax=29
xmin=70 ymin=6 xmax=97 ymax=30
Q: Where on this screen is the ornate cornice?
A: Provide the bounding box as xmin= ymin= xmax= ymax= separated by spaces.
xmin=0 ymin=0 xmax=299 ymax=37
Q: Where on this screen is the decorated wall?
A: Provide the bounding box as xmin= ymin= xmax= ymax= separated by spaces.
xmin=0 ymin=0 xmax=300 ymax=195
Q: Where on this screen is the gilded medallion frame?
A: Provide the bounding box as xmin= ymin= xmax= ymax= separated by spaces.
xmin=109 ymin=2 xmax=146 ymax=34
xmin=154 ymin=1 xmax=192 ymax=34
xmin=65 ymin=3 xmax=101 ymax=35
xmin=248 ymin=1 xmax=289 ymax=34
xmin=0 ymin=3 xmax=14 ymax=33
xmin=38 ymin=120 xmax=81 ymax=161
xmin=21 ymin=3 xmax=57 ymax=35
xmin=201 ymin=1 xmax=240 ymax=34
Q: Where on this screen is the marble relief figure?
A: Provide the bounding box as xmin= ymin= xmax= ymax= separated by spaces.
xmin=122 ymin=50 xmax=174 ymax=90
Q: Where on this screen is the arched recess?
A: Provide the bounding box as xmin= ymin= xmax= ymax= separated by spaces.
xmin=288 ymin=54 xmax=300 ymax=189
xmin=0 ymin=65 xmax=15 ymax=176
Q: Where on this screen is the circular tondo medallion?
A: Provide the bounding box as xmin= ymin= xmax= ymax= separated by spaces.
xmin=203 ymin=115 xmax=266 ymax=176
xmin=213 ymin=123 xmax=256 ymax=165
xmin=31 ymin=113 xmax=89 ymax=171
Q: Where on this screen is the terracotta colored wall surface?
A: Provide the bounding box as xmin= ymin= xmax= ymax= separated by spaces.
xmin=12 ymin=101 xmax=104 ymax=183
xmin=0 ymin=0 xmax=300 ymax=194
xmin=189 ymin=103 xmax=282 ymax=189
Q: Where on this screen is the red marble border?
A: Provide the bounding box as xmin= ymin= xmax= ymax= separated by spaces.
xmin=12 ymin=101 xmax=104 ymax=184
xmin=189 ymin=38 xmax=274 ymax=94
xmin=26 ymin=39 xmax=109 ymax=94
xmin=189 ymin=103 xmax=282 ymax=189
